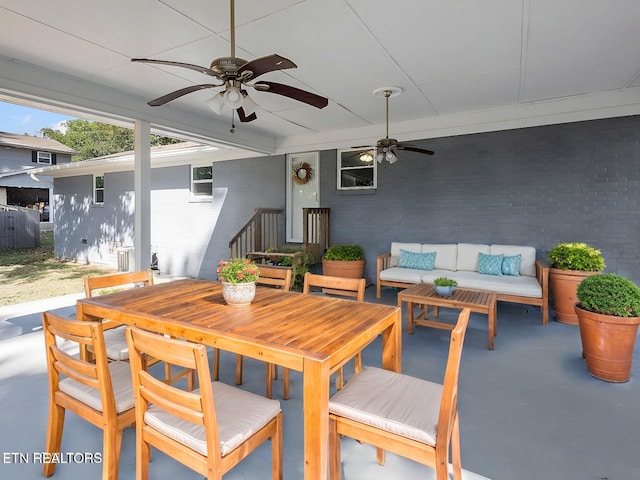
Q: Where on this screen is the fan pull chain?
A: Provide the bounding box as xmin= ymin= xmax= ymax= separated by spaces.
xmin=230 ymin=109 xmax=236 ymax=134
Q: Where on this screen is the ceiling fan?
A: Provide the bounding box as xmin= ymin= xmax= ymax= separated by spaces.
xmin=353 ymin=87 xmax=434 ymax=164
xmin=131 ymin=0 xmax=328 ymax=122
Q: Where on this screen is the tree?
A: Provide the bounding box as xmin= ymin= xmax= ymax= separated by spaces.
xmin=40 ymin=120 xmax=182 ymax=161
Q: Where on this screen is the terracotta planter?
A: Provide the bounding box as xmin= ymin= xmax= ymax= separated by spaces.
xmin=549 ymin=268 xmax=599 ymax=325
xmin=322 ymin=259 xmax=365 ymax=279
xmin=221 ymin=281 xmax=256 ymax=307
xmin=574 ymin=305 xmax=640 ymax=382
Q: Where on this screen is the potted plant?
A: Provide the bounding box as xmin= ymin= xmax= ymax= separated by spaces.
xmin=217 ymin=258 xmax=260 ymax=307
xmin=322 ymin=244 xmax=365 ymax=279
xmin=574 ymin=273 xmax=640 ymax=382
xmin=433 ymin=277 xmax=457 ymax=296
xmin=548 ymin=242 xmax=605 ymax=325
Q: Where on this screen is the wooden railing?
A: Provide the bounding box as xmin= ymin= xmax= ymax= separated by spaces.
xmin=303 ymin=208 xmax=330 ymax=264
xmin=229 ymin=208 xmax=283 ymax=259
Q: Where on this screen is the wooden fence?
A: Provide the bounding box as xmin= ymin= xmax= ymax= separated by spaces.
xmin=0 ymin=206 xmax=40 ymax=249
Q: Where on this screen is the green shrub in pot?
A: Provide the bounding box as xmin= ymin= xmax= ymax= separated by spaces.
xmin=323 ymin=244 xmax=365 ymax=261
xmin=547 ymin=242 xmax=605 ymax=325
xmin=574 ymin=273 xmax=640 ymax=382
xmin=576 ymin=273 xmax=640 ymax=317
xmin=548 ymin=242 xmax=605 ymax=271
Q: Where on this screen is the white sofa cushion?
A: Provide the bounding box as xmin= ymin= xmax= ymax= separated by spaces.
xmin=490 ymin=245 xmax=536 ymax=277
xmin=419 ymin=270 xmax=457 ymax=284
xmin=456 ymin=243 xmax=490 ymax=272
xmin=450 ymin=271 xmax=542 ymax=298
xmin=390 ymin=242 xmax=422 ymax=267
xmin=421 ymin=244 xmax=457 ymax=271
xmin=380 ymin=267 xmax=424 ymax=284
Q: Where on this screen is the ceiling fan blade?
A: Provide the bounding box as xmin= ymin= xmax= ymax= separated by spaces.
xmin=351 ymin=145 xmax=375 ymax=149
xmin=131 ymin=58 xmax=221 ymax=78
xmin=396 ymin=144 xmax=435 ymax=156
xmin=147 ymin=84 xmax=220 ymax=106
xmin=238 ymin=54 xmax=297 ymax=81
xmin=254 ymin=81 xmax=328 ymax=109
xmin=237 ymin=107 xmax=258 ymax=123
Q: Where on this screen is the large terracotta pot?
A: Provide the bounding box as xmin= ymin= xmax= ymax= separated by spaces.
xmin=574 ymin=305 xmax=640 ymax=382
xmin=549 ymin=268 xmax=599 ymax=325
xmin=322 ymin=259 xmax=365 ymax=279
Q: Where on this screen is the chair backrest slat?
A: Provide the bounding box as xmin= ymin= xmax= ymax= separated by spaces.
xmin=303 ymin=272 xmax=365 ymax=301
xmin=84 ymin=270 xmax=153 ymax=298
xmin=256 ymin=265 xmax=292 ymax=291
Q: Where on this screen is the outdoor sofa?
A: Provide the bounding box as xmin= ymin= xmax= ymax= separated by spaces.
xmin=376 ymin=242 xmax=549 ymax=324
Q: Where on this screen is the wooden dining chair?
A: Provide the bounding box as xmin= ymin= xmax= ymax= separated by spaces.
xmin=328 ymin=308 xmax=470 ymax=480
xmin=84 ymin=270 xmax=194 ymax=390
xmin=228 ymin=266 xmax=293 ymax=399
xmin=125 ymin=327 xmax=283 ymax=480
xmin=42 ymin=311 xmax=136 ymax=480
xmin=270 ymin=272 xmax=366 ymax=400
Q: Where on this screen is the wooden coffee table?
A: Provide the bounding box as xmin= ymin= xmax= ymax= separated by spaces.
xmin=398 ymin=283 xmax=497 ymax=350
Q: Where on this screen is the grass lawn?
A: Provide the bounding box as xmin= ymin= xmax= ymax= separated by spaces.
xmin=0 ymin=231 xmax=116 ymax=306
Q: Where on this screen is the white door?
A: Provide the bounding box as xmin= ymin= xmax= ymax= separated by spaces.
xmin=286 ymin=152 xmax=319 ymax=243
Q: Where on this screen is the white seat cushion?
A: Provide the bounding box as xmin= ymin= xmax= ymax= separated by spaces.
xmin=103 ymin=325 xmax=130 ymax=361
xmin=329 ymin=366 xmax=441 ymax=446
xmin=450 ymin=271 xmax=542 ymax=298
xmin=379 ymin=266 xmax=423 ymax=284
xmin=144 ymin=381 xmax=281 ymax=456
xmin=419 ymin=269 xmax=456 ymax=284
xmin=59 ymin=361 xmax=134 ymax=413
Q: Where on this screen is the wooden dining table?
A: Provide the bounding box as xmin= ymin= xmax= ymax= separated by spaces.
xmin=76 ymin=278 xmax=402 ymax=480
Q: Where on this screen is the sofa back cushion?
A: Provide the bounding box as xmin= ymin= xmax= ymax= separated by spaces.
xmin=421 ymin=244 xmax=457 ymax=271
xmin=456 ymin=243 xmax=490 ymax=272
xmin=490 ymin=244 xmax=536 ymax=277
xmin=390 ymin=242 xmax=422 ymax=267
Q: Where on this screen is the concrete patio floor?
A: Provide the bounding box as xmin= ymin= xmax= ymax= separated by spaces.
xmin=1 ymin=285 xmax=638 ymax=480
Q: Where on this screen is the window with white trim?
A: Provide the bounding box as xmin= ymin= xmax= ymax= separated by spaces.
xmin=37 ymin=151 xmax=52 ymax=164
xmin=191 ymin=165 xmax=213 ymax=199
xmin=337 ymin=148 xmax=377 ymax=190
xmin=93 ymin=174 xmax=104 ymax=204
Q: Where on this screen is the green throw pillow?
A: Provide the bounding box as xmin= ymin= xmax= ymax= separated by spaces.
xmin=478 ymin=253 xmax=504 ymax=275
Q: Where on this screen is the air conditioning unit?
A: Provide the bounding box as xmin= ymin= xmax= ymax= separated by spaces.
xmin=117 ymin=247 xmax=135 ymax=272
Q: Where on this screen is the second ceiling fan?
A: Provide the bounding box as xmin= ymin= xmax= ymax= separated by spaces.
xmin=354 ymin=87 xmax=434 ymax=164
xmin=131 ymin=0 xmax=328 ymax=122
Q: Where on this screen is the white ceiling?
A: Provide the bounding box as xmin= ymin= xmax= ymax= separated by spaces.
xmin=1 ymin=0 xmax=640 ymax=158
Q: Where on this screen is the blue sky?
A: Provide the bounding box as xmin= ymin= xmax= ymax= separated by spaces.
xmin=0 ymin=101 xmax=76 ymax=136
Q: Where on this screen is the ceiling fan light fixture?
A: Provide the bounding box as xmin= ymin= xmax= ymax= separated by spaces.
xmin=206 ymin=92 xmax=225 ymax=114
xmin=376 ymin=151 xmax=385 ymax=163
xmin=241 ymin=92 xmax=258 ymax=116
xmin=360 ymin=152 xmax=373 ymax=163
xmin=223 ymin=85 xmax=243 ymax=108
xmin=386 ymin=150 xmax=398 ymax=164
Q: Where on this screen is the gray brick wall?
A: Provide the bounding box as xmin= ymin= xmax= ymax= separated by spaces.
xmin=320 ymin=115 xmax=640 ymax=284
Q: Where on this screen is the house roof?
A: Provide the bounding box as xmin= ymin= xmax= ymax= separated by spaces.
xmin=1 ymin=1 xmax=639 ymax=157
xmin=0 ymin=131 xmax=76 ymax=154
xmin=26 ymin=141 xmax=262 ymax=178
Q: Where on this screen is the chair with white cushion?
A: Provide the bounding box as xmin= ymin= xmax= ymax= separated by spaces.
xmin=328 ymin=308 xmax=470 ymax=480
xmin=42 ymin=311 xmax=135 ymax=480
xmin=126 ymin=326 xmax=283 ymax=480
xmin=84 ymin=270 xmax=193 ymax=390
xmin=271 ymin=272 xmax=366 ymax=400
